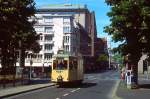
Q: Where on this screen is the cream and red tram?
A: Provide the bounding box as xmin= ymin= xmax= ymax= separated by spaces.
xmin=51 ymin=51 xmax=83 ymax=84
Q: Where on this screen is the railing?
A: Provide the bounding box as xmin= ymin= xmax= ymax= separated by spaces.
xmin=34 ymin=22 xmax=54 ymax=26
xmin=25 ymin=59 xmax=42 ymax=63
xmin=43 ymin=50 xmax=53 ymax=53
xmin=44 ymin=40 xmax=54 ymax=44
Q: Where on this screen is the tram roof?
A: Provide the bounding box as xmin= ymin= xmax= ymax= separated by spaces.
xmin=52 ymin=53 xmax=77 ymax=58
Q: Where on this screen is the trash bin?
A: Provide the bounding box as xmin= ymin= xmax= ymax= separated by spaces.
xmin=126 ymin=70 xmax=132 ymax=88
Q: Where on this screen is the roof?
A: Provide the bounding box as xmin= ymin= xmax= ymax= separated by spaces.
xmin=53 ymin=53 xmax=76 ymax=58
xmin=37 ymin=4 xmax=87 ymax=10
xmin=36 ymin=4 xmax=89 ymax=13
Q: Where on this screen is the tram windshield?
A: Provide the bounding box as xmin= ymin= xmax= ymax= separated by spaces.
xmin=53 ymin=59 xmax=68 ymax=70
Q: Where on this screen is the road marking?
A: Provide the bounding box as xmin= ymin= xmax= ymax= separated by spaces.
xmin=70 ymin=88 xmax=81 ymax=93
xmin=63 ymin=93 xmax=69 ymax=96
xmin=56 ymin=98 xmax=60 ymax=99
xmin=77 ymin=88 xmax=81 ymax=90
xmin=91 ymin=78 xmax=97 ymax=80
xmin=71 ymin=90 xmax=76 ymax=93
xmin=87 ymin=76 xmax=94 ymax=79
xmin=111 ymin=80 xmax=122 ymax=99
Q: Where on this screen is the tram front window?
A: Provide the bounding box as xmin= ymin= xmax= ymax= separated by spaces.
xmin=53 ymin=60 xmax=68 ymax=70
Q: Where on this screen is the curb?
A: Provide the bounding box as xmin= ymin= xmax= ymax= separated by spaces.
xmin=0 ymin=83 xmax=55 ymax=98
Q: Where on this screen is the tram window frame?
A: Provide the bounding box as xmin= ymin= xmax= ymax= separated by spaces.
xmin=69 ymin=61 xmax=73 ymax=70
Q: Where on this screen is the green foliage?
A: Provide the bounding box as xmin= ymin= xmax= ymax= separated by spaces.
xmin=0 ymin=0 xmax=40 ymax=68
xmin=104 ymin=0 xmax=150 ymax=63
xmin=112 ymin=53 xmax=123 ymax=64
xmin=96 ymin=54 xmax=108 ymax=62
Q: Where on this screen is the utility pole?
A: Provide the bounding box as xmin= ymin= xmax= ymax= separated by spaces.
xmin=107 ymin=37 xmax=111 ymax=69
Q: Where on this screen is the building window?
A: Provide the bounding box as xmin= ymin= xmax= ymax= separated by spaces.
xmin=35 ymin=27 xmax=43 ymax=32
xmin=64 ymin=45 xmax=69 ymax=52
xmin=44 ymin=16 xmax=53 ymax=23
xmin=45 ymin=27 xmax=53 ymax=33
xmin=63 ymin=26 xmax=70 ymax=33
xmin=37 ymin=17 xmax=43 ymax=23
xmin=44 ymin=53 xmax=52 ymax=60
xmin=40 ymin=45 xmax=43 ymax=50
xmin=44 ymin=34 xmax=53 ymax=41
xmin=39 ymin=35 xmax=43 ymax=41
xmin=37 ymin=54 xmax=42 ymax=59
xmin=63 ymin=36 xmax=69 ymax=43
xmin=63 ymin=17 xmax=70 ymax=24
xmin=63 ymin=36 xmax=66 ymax=43
xmin=44 ymin=44 xmax=53 ymax=50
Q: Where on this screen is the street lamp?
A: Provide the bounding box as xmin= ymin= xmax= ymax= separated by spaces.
xmin=108 ymin=48 xmax=111 ymax=69
xmin=29 ymin=53 xmax=33 ymax=80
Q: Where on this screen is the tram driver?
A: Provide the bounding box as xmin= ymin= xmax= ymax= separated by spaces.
xmin=57 ymin=60 xmax=65 ymax=69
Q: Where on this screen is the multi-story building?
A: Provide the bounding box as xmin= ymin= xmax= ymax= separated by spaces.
xmin=14 ymin=4 xmax=97 ymax=74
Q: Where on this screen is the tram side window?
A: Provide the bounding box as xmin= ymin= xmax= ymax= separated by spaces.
xmin=73 ymin=60 xmax=77 ymax=69
xmin=69 ymin=61 xmax=73 ymax=70
xmin=69 ymin=60 xmax=77 ymax=70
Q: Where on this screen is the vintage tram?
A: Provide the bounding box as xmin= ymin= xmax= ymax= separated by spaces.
xmin=51 ymin=50 xmax=83 ymax=84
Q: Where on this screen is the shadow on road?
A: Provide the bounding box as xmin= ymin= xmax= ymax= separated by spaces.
xmin=139 ymin=84 xmax=150 ymax=89
xmin=57 ymin=82 xmax=97 ymax=88
xmin=28 ymin=79 xmax=51 ymax=85
xmin=85 ymin=70 xmax=108 ymax=74
xmin=85 ymin=69 xmax=119 ymax=74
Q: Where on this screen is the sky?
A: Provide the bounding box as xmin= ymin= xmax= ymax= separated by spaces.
xmin=35 ymin=0 xmax=118 ymax=48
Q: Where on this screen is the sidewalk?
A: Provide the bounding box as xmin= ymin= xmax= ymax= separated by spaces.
xmin=115 ymin=74 xmax=150 ymax=99
xmin=0 ymin=80 xmax=55 ymax=98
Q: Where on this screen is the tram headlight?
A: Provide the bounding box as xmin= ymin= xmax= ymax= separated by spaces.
xmin=57 ymin=75 xmax=63 ymax=82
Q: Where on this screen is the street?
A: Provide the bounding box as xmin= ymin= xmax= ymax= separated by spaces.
xmin=5 ymin=70 xmax=120 ymax=99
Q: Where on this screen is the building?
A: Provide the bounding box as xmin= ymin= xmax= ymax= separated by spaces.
xmin=94 ymin=38 xmax=108 ymax=70
xmin=95 ymin=38 xmax=108 ymax=56
xmin=138 ymin=54 xmax=150 ymax=74
xmin=14 ymin=4 xmax=97 ymax=74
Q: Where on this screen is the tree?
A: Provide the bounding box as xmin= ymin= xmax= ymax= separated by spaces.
xmin=112 ymin=53 xmax=123 ymax=64
xmin=96 ymin=54 xmax=108 ymax=69
xmin=96 ymin=54 xmax=108 ymax=62
xmin=104 ymin=0 xmax=150 ymax=86
xmin=0 ymin=0 xmax=40 ymax=69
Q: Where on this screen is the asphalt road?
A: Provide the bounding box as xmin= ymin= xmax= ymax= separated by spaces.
xmin=5 ymin=70 xmax=120 ymax=99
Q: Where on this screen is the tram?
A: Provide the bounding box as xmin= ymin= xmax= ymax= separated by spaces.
xmin=51 ymin=50 xmax=83 ymax=84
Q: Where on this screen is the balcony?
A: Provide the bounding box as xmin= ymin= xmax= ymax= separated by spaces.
xmin=44 ymin=30 xmax=54 ymax=34
xmin=25 ymin=58 xmax=42 ymax=63
xmin=44 ymin=40 xmax=54 ymax=44
xmin=43 ymin=50 xmax=53 ymax=53
xmin=34 ymin=22 xmax=54 ymax=26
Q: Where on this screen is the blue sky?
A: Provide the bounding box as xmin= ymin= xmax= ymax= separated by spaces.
xmin=35 ymin=0 xmax=118 ymax=48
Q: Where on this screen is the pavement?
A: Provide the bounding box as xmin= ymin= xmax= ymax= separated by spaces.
xmin=115 ymin=74 xmax=150 ymax=99
xmin=0 ymin=79 xmax=55 ymax=98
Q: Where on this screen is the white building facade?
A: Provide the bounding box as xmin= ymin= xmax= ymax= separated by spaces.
xmin=24 ymin=5 xmax=82 ymax=68
xmin=0 ymin=4 xmax=97 ymax=74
